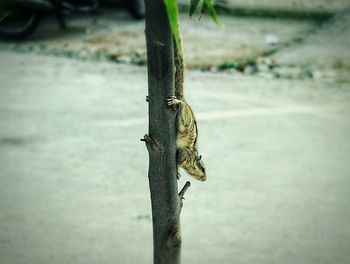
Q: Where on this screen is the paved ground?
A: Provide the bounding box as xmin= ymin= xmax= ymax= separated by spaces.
xmin=0 ymin=49 xmax=350 ymax=264
xmin=272 ymin=9 xmax=350 ymax=68
xmin=1 ymin=3 xmax=350 ymax=264
xmin=1 ymin=6 xmax=349 ymax=82
xmin=0 ymin=9 xmax=318 ymax=68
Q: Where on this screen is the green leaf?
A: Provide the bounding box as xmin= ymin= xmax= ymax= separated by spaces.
xmin=203 ymin=0 xmax=223 ymax=27
xmin=189 ymin=0 xmax=201 ymax=17
xmin=199 ymin=1 xmax=207 ymax=20
xmin=163 ymin=0 xmax=181 ymax=51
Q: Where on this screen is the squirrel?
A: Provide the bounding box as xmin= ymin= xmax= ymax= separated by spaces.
xmin=166 ymin=36 xmax=206 ymax=182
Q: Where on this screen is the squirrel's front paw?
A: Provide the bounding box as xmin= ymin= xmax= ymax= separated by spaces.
xmin=166 ymin=96 xmax=179 ymax=106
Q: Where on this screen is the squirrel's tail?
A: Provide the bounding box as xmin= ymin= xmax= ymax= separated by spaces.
xmin=174 ymin=36 xmax=185 ymax=100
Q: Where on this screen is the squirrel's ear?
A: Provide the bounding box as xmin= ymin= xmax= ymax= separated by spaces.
xmin=199 ymin=155 xmax=202 ymax=160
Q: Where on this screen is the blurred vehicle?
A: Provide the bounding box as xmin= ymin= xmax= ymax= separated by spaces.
xmin=0 ymin=0 xmax=145 ymax=40
xmin=102 ymin=0 xmax=144 ymax=19
xmin=123 ymin=0 xmax=144 ymax=20
xmin=0 ymin=0 xmax=99 ymax=39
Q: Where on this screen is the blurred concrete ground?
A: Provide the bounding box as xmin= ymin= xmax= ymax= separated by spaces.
xmin=272 ymin=10 xmax=350 ymax=68
xmin=0 ymin=9 xmax=318 ymax=67
xmin=1 ymin=3 xmax=349 ymax=79
xmin=0 ymin=2 xmax=350 ymax=264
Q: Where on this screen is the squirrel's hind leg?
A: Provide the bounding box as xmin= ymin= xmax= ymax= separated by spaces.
xmin=176 ymin=149 xmax=188 ymax=180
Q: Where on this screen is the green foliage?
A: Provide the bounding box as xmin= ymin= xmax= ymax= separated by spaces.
xmin=189 ymin=0 xmax=201 ymax=17
xmin=190 ymin=0 xmax=222 ymax=26
xmin=163 ymin=0 xmax=222 ymax=51
xmin=163 ymin=0 xmax=181 ymax=51
xmin=202 ymin=0 xmax=222 ymax=26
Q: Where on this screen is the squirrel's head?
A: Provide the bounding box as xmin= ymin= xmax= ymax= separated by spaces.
xmin=187 ymin=154 xmax=206 ymax=181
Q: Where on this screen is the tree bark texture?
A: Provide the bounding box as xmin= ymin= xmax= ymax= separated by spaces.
xmin=144 ymin=1 xmax=181 ymax=264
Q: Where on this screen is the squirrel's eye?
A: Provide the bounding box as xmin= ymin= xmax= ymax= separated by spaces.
xmin=199 ymin=155 xmax=202 ymax=160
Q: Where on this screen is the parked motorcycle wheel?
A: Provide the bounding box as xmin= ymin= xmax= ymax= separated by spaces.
xmin=0 ymin=6 xmax=40 ymax=39
xmin=124 ymin=0 xmax=144 ymax=20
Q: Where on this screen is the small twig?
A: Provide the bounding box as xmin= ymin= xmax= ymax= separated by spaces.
xmin=141 ymin=134 xmax=163 ymax=153
xmin=152 ymin=40 xmax=165 ymax=48
xmin=140 ymin=133 xmax=156 ymax=146
xmin=179 ymin=181 xmax=191 ymax=210
xmin=179 ymin=181 xmax=191 ymax=200
xmin=140 ymin=134 xmax=153 ymax=143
